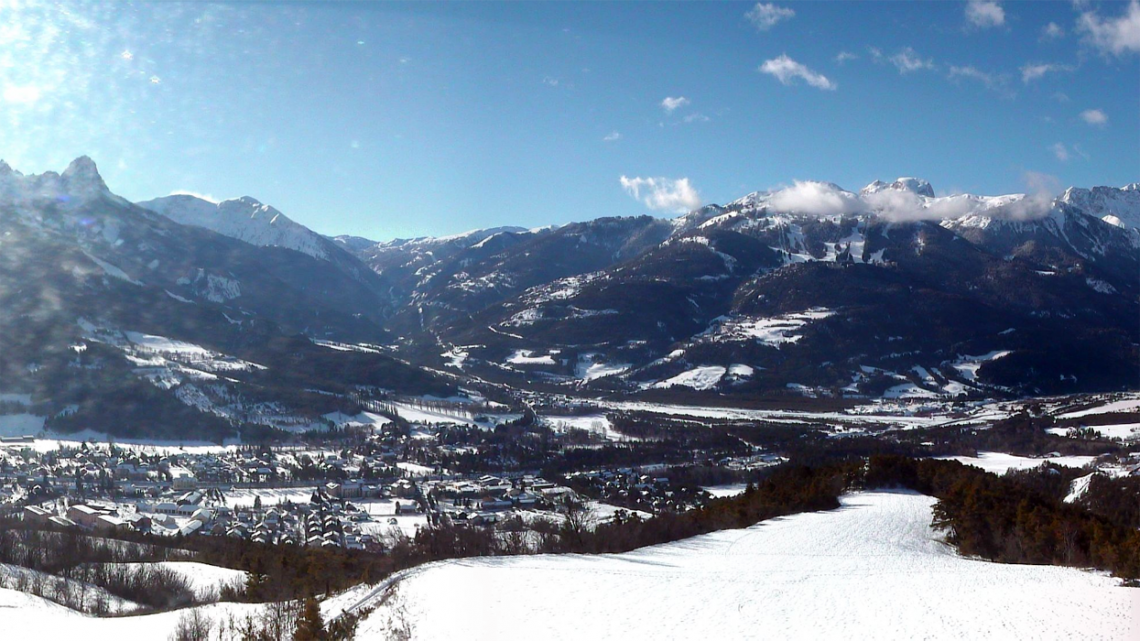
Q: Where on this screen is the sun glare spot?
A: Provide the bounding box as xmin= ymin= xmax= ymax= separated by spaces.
xmin=2 ymin=84 xmax=41 ymax=104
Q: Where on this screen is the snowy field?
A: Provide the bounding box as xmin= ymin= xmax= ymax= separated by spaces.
xmin=108 ymin=561 xmax=246 ymax=595
xmin=0 ymin=413 xmax=45 ymax=437
xmin=940 ymin=452 xmax=1098 ymax=475
xmin=702 ymin=483 xmax=751 ymax=498
xmin=541 ymin=414 xmax=625 ymax=440
xmin=344 ymin=492 xmax=1137 ymax=640
xmin=1047 ymin=423 xmax=1140 ymax=441
xmin=0 ymin=588 xmax=265 ymax=639
xmin=223 ymin=487 xmax=322 ymax=508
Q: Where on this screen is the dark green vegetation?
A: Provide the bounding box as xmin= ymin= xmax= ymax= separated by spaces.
xmin=863 ymin=456 xmax=1140 ymax=579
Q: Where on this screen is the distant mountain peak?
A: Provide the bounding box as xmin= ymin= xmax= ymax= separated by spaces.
xmin=860 ymin=177 xmax=934 ymax=198
xmin=1059 ymin=183 xmax=1140 ymax=230
xmin=61 ymin=155 xmax=109 ymax=196
xmin=0 ymin=155 xmax=111 ymax=207
xmin=138 ymin=192 xmax=332 ymax=260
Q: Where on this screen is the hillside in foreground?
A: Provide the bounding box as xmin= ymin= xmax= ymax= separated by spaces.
xmin=338 ymin=491 xmax=1135 ymax=641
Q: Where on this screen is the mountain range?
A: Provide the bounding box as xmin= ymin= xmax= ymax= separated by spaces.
xmin=1 ymin=157 xmax=1135 ymax=439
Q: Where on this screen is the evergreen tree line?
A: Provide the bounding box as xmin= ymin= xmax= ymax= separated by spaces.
xmin=862 ymin=455 xmax=1140 ymax=579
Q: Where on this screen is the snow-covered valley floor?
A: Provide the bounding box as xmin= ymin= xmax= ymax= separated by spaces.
xmin=348 ymin=491 xmax=1137 ymax=640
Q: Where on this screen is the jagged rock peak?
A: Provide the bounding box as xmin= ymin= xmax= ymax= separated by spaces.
xmin=861 ymin=177 xmax=935 ymax=198
xmin=61 ymin=155 xmax=109 ymax=194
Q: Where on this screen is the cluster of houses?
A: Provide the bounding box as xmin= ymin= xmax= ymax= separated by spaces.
xmin=423 ymin=474 xmax=575 ymax=524
xmin=568 ymin=468 xmax=704 ymax=513
xmin=16 ymin=487 xmax=415 ymax=552
xmin=0 ymin=410 xmax=758 ymax=546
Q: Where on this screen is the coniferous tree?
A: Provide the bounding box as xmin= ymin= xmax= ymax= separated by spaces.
xmin=293 ymin=597 xmax=327 ymax=641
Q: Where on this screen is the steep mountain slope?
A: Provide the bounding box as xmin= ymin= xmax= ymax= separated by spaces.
xmin=138 ymin=194 xmax=334 ymax=261
xmin=1058 ymin=183 xmax=1140 ymax=230
xmin=0 ymin=158 xmax=452 ymax=440
xmin=342 ymin=217 xmax=674 ymax=338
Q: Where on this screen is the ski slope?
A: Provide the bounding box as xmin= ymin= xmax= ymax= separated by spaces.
xmin=344 ymin=492 xmax=1136 ymax=640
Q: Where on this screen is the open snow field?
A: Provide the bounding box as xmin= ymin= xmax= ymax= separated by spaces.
xmin=941 ymin=452 xmax=1098 ymax=475
xmin=343 ymin=492 xmax=1137 ymax=641
xmin=107 ymin=561 xmax=247 ymax=595
xmin=0 ymin=587 xmax=266 ymax=638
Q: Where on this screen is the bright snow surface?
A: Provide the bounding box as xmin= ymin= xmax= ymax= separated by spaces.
xmin=345 ymin=491 xmax=1136 ymax=640
xmin=941 ymin=452 xmax=1098 ymax=475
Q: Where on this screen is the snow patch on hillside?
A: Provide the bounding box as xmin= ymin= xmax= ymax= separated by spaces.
xmin=653 ymin=366 xmax=727 ymax=390
xmin=703 ymin=308 xmax=834 ymax=347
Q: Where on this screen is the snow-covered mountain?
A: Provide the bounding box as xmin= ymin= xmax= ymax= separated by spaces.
xmin=338 ymin=178 xmax=1136 ymax=400
xmin=0 ymin=157 xmax=444 ymax=440
xmin=138 ymin=194 xmax=336 ymax=261
xmin=4 ymin=156 xmax=1136 ymax=437
xmin=0 ymin=156 xmax=132 ymax=213
xmin=1058 ymin=183 xmax=1140 ymax=230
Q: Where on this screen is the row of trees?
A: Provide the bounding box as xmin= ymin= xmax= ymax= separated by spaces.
xmin=862 ymin=455 xmax=1140 ymax=578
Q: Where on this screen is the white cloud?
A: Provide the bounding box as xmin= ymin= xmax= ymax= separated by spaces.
xmin=759 ymin=54 xmax=837 ymax=90
xmin=966 ymin=1 xmax=1005 ymax=29
xmin=603 ymin=131 xmax=621 ymax=142
xmin=660 ymin=96 xmax=690 ymax=112
xmin=769 ymin=181 xmax=862 ymax=216
xmin=835 ymin=51 xmax=858 ymax=64
xmin=1077 ymin=0 xmax=1140 ymax=55
xmin=948 ymin=65 xmax=998 ymax=87
xmin=1051 ymin=142 xmax=1070 ymax=162
xmin=683 ymin=113 xmax=710 ymax=123
xmin=861 ymin=188 xmax=972 ymax=222
xmin=542 ymin=76 xmax=560 ymax=87
xmin=758 ymin=176 xmax=1061 ymax=223
xmin=170 ymin=190 xmax=219 ymax=204
xmin=745 ymin=3 xmax=795 ymax=31
xmin=1020 ymin=63 xmax=1072 ymax=83
xmin=889 ymin=48 xmax=934 ymax=74
xmin=1080 ymin=108 xmax=1108 ymax=125
xmin=1041 ymin=22 xmax=1065 ymax=40
xmin=620 ymin=176 xmax=701 ymax=213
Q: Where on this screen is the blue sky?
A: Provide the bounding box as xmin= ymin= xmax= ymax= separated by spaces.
xmin=0 ymin=1 xmax=1136 ymax=239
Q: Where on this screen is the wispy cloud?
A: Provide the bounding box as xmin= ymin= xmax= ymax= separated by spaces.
xmin=170 ymin=190 xmax=219 ymax=204
xmin=948 ymin=65 xmax=998 ymax=86
xmin=1040 ymin=22 xmax=1065 ymax=40
xmin=1020 ymin=63 xmax=1073 ymax=83
xmin=889 ymin=48 xmax=934 ymax=74
xmin=1080 ymin=108 xmax=1108 ymax=126
xmin=620 ymin=176 xmax=701 ymax=213
xmin=542 ymin=76 xmax=560 ymax=87
xmin=661 ymin=96 xmax=690 ymax=113
xmin=835 ymin=51 xmax=858 ymax=64
xmin=1077 ymin=0 xmax=1140 ymax=55
xmin=1051 ymin=142 xmax=1070 ymax=162
xmin=603 ymin=131 xmax=622 ymax=142
xmin=745 ymin=3 xmax=795 ymax=31
xmin=965 ymin=1 xmax=1005 ymax=29
xmin=759 ymin=54 xmax=837 ymax=90
xmin=683 ymin=113 xmax=710 ymax=123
